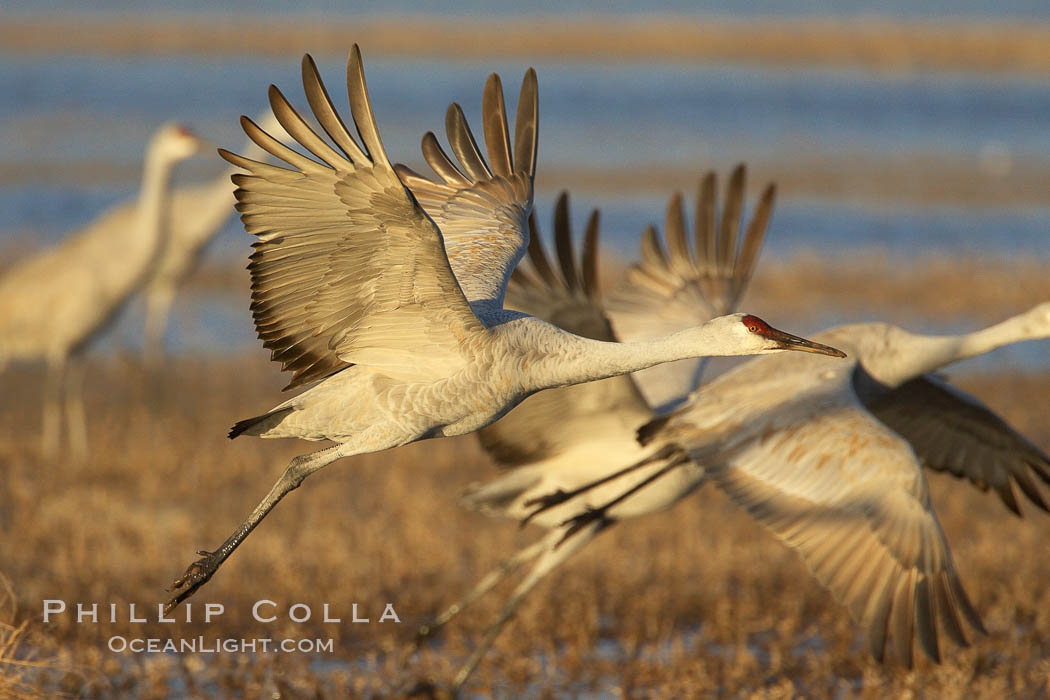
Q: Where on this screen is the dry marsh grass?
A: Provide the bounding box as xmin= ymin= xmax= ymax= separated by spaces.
xmin=0 ymin=280 xmax=1048 ymax=696
xmin=1 ymin=358 xmax=1049 ymax=697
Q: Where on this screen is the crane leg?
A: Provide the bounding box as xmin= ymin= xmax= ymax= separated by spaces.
xmin=449 ymin=522 xmax=608 ymax=696
xmin=165 ymin=441 xmax=356 ymax=614
xmin=415 ymin=538 xmax=547 ymax=647
xmin=41 ymin=356 xmax=65 ymax=459
xmin=554 ymin=456 xmax=688 ymax=548
xmin=64 ymin=359 xmax=87 ymax=461
xmin=143 ymin=286 xmax=175 ymax=370
xmin=521 ymin=444 xmax=682 ymax=526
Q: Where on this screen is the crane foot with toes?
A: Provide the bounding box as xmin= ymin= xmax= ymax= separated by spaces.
xmin=165 ymin=549 xmax=220 ymax=614
xmin=520 ymin=489 xmax=573 ymax=526
xmin=556 ymin=508 xmax=612 ymax=547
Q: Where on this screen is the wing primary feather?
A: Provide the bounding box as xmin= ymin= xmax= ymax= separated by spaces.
xmin=945 ymin=573 xmax=986 ymax=635
xmin=718 ymin=163 xmax=746 ymax=268
xmin=345 ymin=44 xmax=390 ymax=168
xmin=734 ymin=183 xmax=775 ymax=305
xmin=581 ymin=208 xmax=601 ymax=298
xmin=865 ymin=573 xmax=895 ymax=663
xmin=446 ymin=102 xmax=492 ymax=182
xmin=392 ymin=163 xmax=434 ymax=190
xmin=665 ymin=192 xmax=693 ymax=277
xmin=697 ymin=171 xmax=717 ymax=274
xmin=300 ymin=53 xmax=368 ymax=164
xmin=932 ymin=572 xmax=969 ymax=648
xmin=219 ymin=148 xmax=298 ymax=178
xmin=639 ymin=225 xmax=668 ymax=269
xmin=513 ymin=68 xmax=539 ymax=179
xmin=1010 ymin=467 xmax=1049 ymax=512
xmin=891 ymin=572 xmax=916 ymax=667
xmin=482 ymin=73 xmax=513 ymax=177
xmin=267 ymin=84 xmax=347 ymax=170
xmin=914 ymin=577 xmax=941 ymax=663
xmin=420 ymin=132 xmax=472 ymax=188
xmin=553 ymin=192 xmax=579 ymax=291
xmin=525 ymin=212 xmax=561 ymax=288
xmin=240 ymin=114 xmax=326 ymax=175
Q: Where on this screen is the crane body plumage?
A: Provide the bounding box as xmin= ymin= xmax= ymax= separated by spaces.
xmin=235 ymin=309 xmax=802 ymax=445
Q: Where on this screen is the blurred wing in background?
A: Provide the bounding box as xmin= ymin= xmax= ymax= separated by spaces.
xmin=608 ymin=165 xmax=776 ymax=410
xmin=858 ymin=370 xmax=1050 ymax=516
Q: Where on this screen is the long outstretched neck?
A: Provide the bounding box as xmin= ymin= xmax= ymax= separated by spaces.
xmin=880 ymin=302 xmax=1050 ymax=386
xmin=531 ymin=325 xmax=740 ymax=391
xmin=129 ymin=147 xmax=178 ymax=274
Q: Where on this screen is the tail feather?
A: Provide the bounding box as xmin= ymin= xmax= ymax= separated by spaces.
xmin=228 ymin=407 xmax=293 ymax=439
xmin=459 ymin=467 xmax=543 ymax=518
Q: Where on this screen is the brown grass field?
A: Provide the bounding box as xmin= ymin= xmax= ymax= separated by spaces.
xmin=1 ymin=267 xmax=1049 ymax=698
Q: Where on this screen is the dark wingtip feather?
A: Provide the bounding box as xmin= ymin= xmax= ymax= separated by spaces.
xmin=637 ymin=415 xmax=670 ymax=446
xmin=581 ymin=208 xmax=601 ymax=298
xmin=553 ymin=192 xmax=579 ymax=291
xmin=526 ymin=209 xmax=559 ymax=288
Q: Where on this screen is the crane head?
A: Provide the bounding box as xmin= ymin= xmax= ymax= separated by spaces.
xmin=740 ymin=314 xmax=847 ymax=358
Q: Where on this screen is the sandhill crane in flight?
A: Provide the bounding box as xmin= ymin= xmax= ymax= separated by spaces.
xmin=141 ymin=114 xmax=291 ymax=365
xmin=164 ymin=47 xmax=844 ymax=612
xmin=515 ymin=305 xmax=1050 ymax=672
xmin=608 ymin=302 xmax=1050 ymax=666
xmin=0 ymin=124 xmax=203 ymax=458
xmin=422 ymin=190 xmax=1050 ymax=690
xmin=418 ymin=168 xmax=775 ymax=690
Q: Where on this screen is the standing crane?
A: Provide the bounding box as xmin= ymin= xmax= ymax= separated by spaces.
xmin=0 ymin=124 xmax=203 ymax=458
xmin=141 ymin=114 xmax=291 ymax=365
xmin=164 ymin=47 xmax=844 ymax=612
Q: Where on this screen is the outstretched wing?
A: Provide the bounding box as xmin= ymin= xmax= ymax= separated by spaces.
xmin=223 ymin=47 xmax=483 ymax=389
xmin=861 ymin=372 xmax=1050 ymax=516
xmin=691 ymin=366 xmax=985 ymax=666
xmin=607 ymin=165 xmax=776 ymax=409
xmin=475 ymin=193 xmax=652 ymax=468
xmin=395 ymin=69 xmax=538 ymax=315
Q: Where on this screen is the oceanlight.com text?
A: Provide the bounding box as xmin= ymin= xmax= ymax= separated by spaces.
xmin=108 ymin=636 xmax=336 ymax=654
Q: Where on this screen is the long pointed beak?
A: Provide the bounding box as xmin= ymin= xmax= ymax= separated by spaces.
xmin=768 ymin=328 xmax=847 ymax=358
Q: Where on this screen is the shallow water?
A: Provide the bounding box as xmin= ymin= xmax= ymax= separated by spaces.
xmin=1 ymin=14 xmax=1048 ymax=365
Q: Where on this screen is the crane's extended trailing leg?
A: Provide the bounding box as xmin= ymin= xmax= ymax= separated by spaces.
xmin=448 ymin=523 xmax=606 ymax=696
xmin=555 ymin=455 xmax=689 ymax=547
xmin=520 ymin=444 xmax=683 ymax=526
xmin=415 ymin=539 xmax=547 ymax=648
xmin=165 ymin=442 xmax=354 ymax=613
